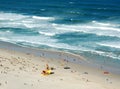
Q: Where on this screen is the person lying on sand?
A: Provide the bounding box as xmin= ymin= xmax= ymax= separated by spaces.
xmin=41 ymin=64 xmax=54 ymax=75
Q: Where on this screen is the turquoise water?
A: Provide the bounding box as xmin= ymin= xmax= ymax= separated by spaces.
xmin=0 ymin=0 xmax=120 ymax=68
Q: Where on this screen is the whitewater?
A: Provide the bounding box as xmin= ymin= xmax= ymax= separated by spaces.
xmin=0 ymin=0 xmax=120 ymax=72
xmin=0 ymin=12 xmax=120 ymax=60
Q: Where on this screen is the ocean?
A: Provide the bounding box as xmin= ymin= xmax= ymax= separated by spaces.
xmin=0 ymin=0 xmax=120 ymax=70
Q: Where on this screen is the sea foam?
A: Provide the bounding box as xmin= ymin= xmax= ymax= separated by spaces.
xmin=0 ymin=12 xmax=120 ymax=60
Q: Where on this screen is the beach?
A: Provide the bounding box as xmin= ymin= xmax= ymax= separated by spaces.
xmin=0 ymin=41 xmax=120 ymax=89
xmin=0 ymin=0 xmax=120 ymax=89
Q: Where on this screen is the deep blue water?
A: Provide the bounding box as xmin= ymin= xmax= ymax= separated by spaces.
xmin=0 ymin=0 xmax=120 ymax=68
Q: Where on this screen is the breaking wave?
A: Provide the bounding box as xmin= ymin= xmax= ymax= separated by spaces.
xmin=0 ymin=12 xmax=120 ymax=60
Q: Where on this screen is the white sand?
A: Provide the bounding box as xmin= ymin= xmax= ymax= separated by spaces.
xmin=0 ymin=48 xmax=120 ymax=89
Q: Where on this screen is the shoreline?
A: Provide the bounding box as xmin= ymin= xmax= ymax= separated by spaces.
xmin=0 ymin=40 xmax=120 ymax=89
xmin=0 ymin=40 xmax=120 ymax=75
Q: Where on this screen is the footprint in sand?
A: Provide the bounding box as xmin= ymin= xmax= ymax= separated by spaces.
xmin=5 ymin=81 xmax=7 ymax=84
xmin=24 ymin=83 xmax=27 ymax=85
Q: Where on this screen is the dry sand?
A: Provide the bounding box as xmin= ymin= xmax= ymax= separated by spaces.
xmin=0 ymin=48 xmax=120 ymax=89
